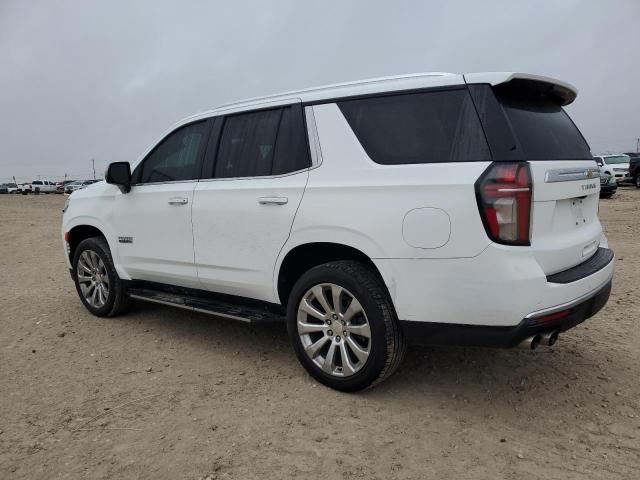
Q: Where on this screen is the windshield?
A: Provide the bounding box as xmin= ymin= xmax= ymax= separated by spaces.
xmin=603 ymin=155 xmax=629 ymax=164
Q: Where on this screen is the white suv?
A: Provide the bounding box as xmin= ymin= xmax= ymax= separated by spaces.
xmin=593 ymin=154 xmax=631 ymax=184
xmin=62 ymin=72 xmax=614 ymax=391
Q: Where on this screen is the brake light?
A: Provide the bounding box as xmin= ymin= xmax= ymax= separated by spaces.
xmin=476 ymin=162 xmax=532 ymax=245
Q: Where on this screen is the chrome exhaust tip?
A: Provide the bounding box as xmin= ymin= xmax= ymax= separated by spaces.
xmin=540 ymin=331 xmax=559 ymax=347
xmin=519 ymin=334 xmax=541 ymax=350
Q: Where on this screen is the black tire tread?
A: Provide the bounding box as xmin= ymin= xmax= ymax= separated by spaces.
xmin=73 ymin=236 xmax=131 ymax=317
xmin=289 ymin=260 xmax=406 ymax=391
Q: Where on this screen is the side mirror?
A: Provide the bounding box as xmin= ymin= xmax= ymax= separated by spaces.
xmin=106 ymin=162 xmax=131 ymax=193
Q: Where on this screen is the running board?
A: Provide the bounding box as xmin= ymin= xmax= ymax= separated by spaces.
xmin=128 ymin=287 xmax=285 ymax=324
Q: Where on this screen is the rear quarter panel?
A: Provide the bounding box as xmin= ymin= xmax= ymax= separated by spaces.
xmin=288 ymin=103 xmax=492 ymax=260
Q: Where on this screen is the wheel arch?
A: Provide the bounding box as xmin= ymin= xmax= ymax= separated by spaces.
xmin=67 ymin=224 xmax=107 ymax=263
xmin=276 ymin=242 xmax=394 ymax=309
xmin=64 ymin=218 xmax=130 ymax=280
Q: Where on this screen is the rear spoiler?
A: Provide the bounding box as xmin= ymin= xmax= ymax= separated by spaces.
xmin=463 ymin=72 xmax=577 ymax=106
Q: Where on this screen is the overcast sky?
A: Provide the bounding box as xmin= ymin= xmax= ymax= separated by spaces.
xmin=1 ymin=0 xmax=639 ymax=181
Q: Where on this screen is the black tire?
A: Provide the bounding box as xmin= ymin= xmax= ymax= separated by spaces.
xmin=287 ymin=260 xmax=406 ymax=392
xmin=600 ymin=193 xmax=613 ymax=199
xmin=635 ymin=176 xmax=640 ymax=188
xmin=72 ymin=236 xmax=131 ymax=317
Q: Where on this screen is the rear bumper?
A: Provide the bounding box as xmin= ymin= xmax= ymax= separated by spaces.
xmin=400 ymin=279 xmax=612 ymax=347
xmin=600 ymin=183 xmax=617 ymax=195
xmin=614 ymin=174 xmax=631 ymax=183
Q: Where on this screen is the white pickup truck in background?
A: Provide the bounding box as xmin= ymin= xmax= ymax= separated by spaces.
xmin=29 ymin=180 xmax=58 ymax=193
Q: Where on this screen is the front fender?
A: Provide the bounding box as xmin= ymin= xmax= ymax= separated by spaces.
xmin=62 ymin=198 xmax=131 ymax=280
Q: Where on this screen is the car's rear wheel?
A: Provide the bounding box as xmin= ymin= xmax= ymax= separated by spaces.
xmin=72 ymin=237 xmax=130 ymax=317
xmin=287 ymin=261 xmax=406 ymax=392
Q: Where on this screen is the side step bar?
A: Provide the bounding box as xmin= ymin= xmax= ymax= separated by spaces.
xmin=128 ymin=287 xmax=285 ymax=324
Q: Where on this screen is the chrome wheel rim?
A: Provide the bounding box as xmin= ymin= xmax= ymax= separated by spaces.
xmin=297 ymin=283 xmax=371 ymax=377
xmin=76 ymin=250 xmax=110 ymax=308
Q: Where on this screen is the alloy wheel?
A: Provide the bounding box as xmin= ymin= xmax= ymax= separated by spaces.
xmin=76 ymin=250 xmax=110 ymax=308
xmin=297 ymin=283 xmax=371 ymax=377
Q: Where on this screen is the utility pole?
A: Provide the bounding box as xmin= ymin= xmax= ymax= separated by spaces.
xmin=92 ymin=158 xmax=96 ymax=180
xmin=636 ymin=137 xmax=639 ymax=153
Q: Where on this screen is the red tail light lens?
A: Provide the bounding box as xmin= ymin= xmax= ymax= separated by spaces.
xmin=476 ymin=162 xmax=532 ymax=246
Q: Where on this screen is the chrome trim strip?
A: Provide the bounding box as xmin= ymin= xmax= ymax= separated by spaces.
xmin=129 ymin=294 xmax=252 ymax=323
xmin=544 ymin=168 xmax=600 ymax=183
xmin=132 ymin=179 xmax=198 ymax=187
xmin=196 ymin=168 xmax=309 ymax=183
xmin=524 ymin=272 xmax=613 ymax=319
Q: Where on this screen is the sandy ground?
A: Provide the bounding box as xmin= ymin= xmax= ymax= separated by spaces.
xmin=0 ymin=189 xmax=639 ymax=480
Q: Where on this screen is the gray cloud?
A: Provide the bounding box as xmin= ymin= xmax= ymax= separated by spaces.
xmin=1 ymin=0 xmax=639 ymax=181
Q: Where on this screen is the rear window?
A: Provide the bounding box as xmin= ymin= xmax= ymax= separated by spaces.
xmin=338 ymin=89 xmax=491 ymax=165
xmin=493 ymin=82 xmax=591 ymax=160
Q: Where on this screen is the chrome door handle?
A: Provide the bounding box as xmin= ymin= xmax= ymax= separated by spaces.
xmin=258 ymin=196 xmax=288 ymax=205
xmin=168 ymin=197 xmax=189 ymax=205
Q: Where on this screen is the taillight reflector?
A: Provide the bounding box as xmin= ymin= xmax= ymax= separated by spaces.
xmin=475 ymin=162 xmax=532 ymax=246
xmin=531 ymin=309 xmax=570 ymax=325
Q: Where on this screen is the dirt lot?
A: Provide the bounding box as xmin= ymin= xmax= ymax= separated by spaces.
xmin=1 ymin=190 xmax=639 ymax=480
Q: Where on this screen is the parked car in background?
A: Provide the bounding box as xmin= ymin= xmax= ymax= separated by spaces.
xmin=599 ymin=170 xmax=617 ymax=198
xmin=63 ymin=71 xmax=614 ymax=391
xmin=1 ymin=183 xmax=22 ymax=194
xmin=57 ymin=180 xmax=77 ymax=193
xmin=18 ymin=183 xmax=31 ymax=194
xmin=30 ymin=180 xmax=58 ymax=193
xmin=594 ymin=154 xmax=631 ymax=184
xmin=625 ymin=152 xmax=640 ymax=187
xmin=64 ymin=180 xmax=100 ymax=194
xmin=64 ymin=181 xmax=84 ymax=194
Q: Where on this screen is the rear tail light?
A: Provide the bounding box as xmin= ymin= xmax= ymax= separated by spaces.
xmin=475 ymin=162 xmax=532 ymax=246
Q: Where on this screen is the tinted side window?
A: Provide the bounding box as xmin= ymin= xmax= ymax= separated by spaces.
xmin=272 ymin=107 xmax=310 ymax=175
xmin=213 ymin=106 xmax=310 ymax=178
xmin=215 ymin=110 xmax=281 ymax=178
xmin=338 ymin=89 xmax=491 ymax=165
xmin=138 ymin=121 xmax=207 ymax=183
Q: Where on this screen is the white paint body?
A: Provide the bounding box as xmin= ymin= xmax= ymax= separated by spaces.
xmin=62 ymin=72 xmax=613 ymax=328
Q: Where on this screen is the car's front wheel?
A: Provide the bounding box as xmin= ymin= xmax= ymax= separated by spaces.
xmin=287 ymin=261 xmax=406 ymax=392
xmin=72 ymin=237 xmax=130 ymax=317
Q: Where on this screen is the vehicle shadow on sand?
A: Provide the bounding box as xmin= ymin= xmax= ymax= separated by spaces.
xmin=117 ymin=300 xmax=621 ymax=414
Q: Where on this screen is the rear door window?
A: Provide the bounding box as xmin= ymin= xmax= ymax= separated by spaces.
xmin=215 ymin=109 xmax=281 ymax=178
xmin=492 ymin=81 xmax=591 ymax=160
xmin=337 ymin=89 xmax=491 ymax=165
xmin=213 ymin=105 xmax=311 ymax=178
